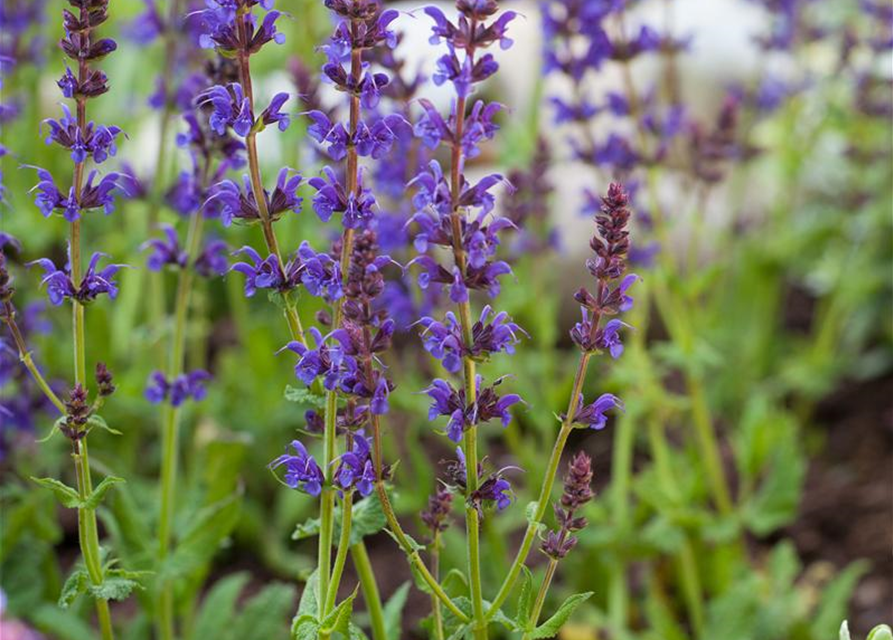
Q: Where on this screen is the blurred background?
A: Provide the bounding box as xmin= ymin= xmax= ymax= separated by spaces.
xmin=1 ymin=0 xmax=891 ymax=638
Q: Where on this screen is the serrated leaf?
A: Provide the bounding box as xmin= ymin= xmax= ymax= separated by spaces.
xmin=383 ymin=581 xmax=410 ymax=640
xmin=58 ymin=568 xmax=88 ymax=609
xmin=514 ymin=565 xmax=534 ymax=628
xmin=291 ymin=615 xmax=320 ymax=640
xmin=31 ymin=477 xmax=82 ymax=508
xmin=86 ymin=414 xmax=122 ymax=436
xmin=230 ymin=582 xmax=297 ymax=640
xmin=285 ymin=385 xmax=327 ymax=408
xmin=529 ymin=592 xmax=593 ymax=639
xmin=163 ymin=492 xmax=241 ymax=579
xmin=293 ymin=495 xmax=387 ymax=546
xmin=88 ymin=575 xmax=144 ymax=602
xmin=189 ymin=572 xmax=250 ymax=640
xmin=297 ymin=569 xmax=319 ymax=617
xmin=321 ymin=586 xmax=359 ymax=636
xmin=83 ymin=476 xmax=125 ymax=510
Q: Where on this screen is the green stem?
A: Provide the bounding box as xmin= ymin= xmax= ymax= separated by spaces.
xmin=74 ymin=440 xmax=115 ymax=640
xmin=350 ymin=542 xmax=387 ymax=640
xmin=156 ymin=209 xmax=205 ymax=640
xmin=324 ymin=491 xmax=354 ymax=614
xmin=487 ymin=352 xmax=592 ymax=619
xmin=430 ymin=532 xmax=445 ymax=640
xmin=369 ymin=418 xmax=468 ymax=623
xmin=522 ymin=559 xmax=557 ymax=640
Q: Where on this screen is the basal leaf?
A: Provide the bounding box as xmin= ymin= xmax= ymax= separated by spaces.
xmin=383 ymin=581 xmax=410 ymax=640
xmin=189 ymin=572 xmax=250 ymax=640
xmin=291 ymin=615 xmax=320 ymax=640
xmin=297 ymin=569 xmax=320 ymax=618
xmin=321 ymin=586 xmax=358 ymax=636
xmin=230 ymin=582 xmax=297 ymax=640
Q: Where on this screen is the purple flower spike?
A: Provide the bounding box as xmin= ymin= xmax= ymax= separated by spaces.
xmin=270 ymin=440 xmax=325 ymax=496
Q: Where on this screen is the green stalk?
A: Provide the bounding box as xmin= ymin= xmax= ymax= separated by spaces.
xmin=156 ymin=209 xmax=206 ymax=640
xmin=350 ymin=543 xmax=387 ymax=640
xmin=323 ymin=492 xmax=354 ymax=616
xmin=522 ymin=559 xmax=557 ymax=640
xmin=74 ymin=440 xmax=115 ymax=640
xmin=318 ymin=23 xmax=363 ymax=608
xmin=368 ymin=416 xmax=469 ymax=622
xmin=70 ymin=81 xmax=115 ymax=639
xmin=487 ymin=352 xmax=592 ymax=619
xmin=430 ymin=532 xmax=445 ymax=640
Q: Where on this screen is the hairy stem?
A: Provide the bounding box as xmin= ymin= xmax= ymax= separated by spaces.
xmin=350 ymin=542 xmax=387 ymax=640
xmin=487 ymin=352 xmax=591 ymax=619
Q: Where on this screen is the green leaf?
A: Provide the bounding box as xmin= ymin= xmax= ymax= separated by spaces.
xmin=383 ymin=582 xmax=410 ymax=640
xmin=293 ymin=495 xmax=387 ymax=546
xmin=297 ymin=569 xmax=320 ymax=618
xmin=291 ymin=615 xmax=320 ymax=640
xmin=810 ymin=561 xmax=869 ymax=638
xmin=868 ymin=625 xmax=893 ymax=640
xmin=525 ymin=501 xmax=545 ymax=534
xmin=441 ymin=568 xmax=469 ymax=598
xmin=514 ymin=566 xmax=534 ymax=627
xmin=31 ymin=604 xmax=97 ymax=640
xmin=88 ymin=575 xmax=144 ymax=602
xmin=285 ymin=385 xmax=327 ymax=408
xmin=230 ymin=582 xmax=297 ymax=640
xmin=164 ymin=492 xmax=241 ymax=579
xmin=86 ymin=414 xmax=122 ymax=436
xmin=83 ymin=476 xmax=125 ymax=510
xmin=321 ymin=587 xmax=358 ymax=636
xmin=58 ymin=568 xmax=88 ymax=609
xmin=384 ymin=527 xmax=423 ymax=553
xmin=189 ymin=572 xmax=250 ymax=640
xmin=31 ymin=477 xmax=82 ymax=508
xmin=840 ymin=621 xmax=852 ymax=640
xmin=349 ymin=622 xmax=370 ymax=640
xmin=529 ymin=592 xmax=593 ymax=639
xmin=37 ymin=417 xmax=66 ymax=443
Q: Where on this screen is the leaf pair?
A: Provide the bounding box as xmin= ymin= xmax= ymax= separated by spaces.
xmin=31 ymin=475 xmax=124 ymax=510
